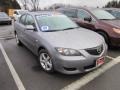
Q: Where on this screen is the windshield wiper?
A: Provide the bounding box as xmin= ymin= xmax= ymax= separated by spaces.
xmin=63 ymin=27 xmax=79 ymax=30
xmin=43 ymin=30 xmax=60 ymax=32
xmin=100 ymin=19 xmax=116 ymax=20
xmin=42 ymin=27 xmax=79 ymax=32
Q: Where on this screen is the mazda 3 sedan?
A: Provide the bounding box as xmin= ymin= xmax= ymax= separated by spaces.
xmin=14 ymin=11 xmax=107 ymax=74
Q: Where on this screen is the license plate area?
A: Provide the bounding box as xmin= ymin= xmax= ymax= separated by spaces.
xmin=96 ymin=57 xmax=104 ymax=66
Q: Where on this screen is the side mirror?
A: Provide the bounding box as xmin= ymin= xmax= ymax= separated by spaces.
xmin=26 ymin=25 xmax=35 ymax=30
xmin=84 ymin=16 xmax=92 ymax=22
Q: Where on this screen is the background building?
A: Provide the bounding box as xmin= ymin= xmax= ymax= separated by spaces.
xmin=0 ymin=0 xmax=20 ymax=13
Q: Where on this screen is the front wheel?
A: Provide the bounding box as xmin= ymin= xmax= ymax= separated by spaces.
xmin=15 ymin=33 xmax=22 ymax=46
xmin=38 ymin=49 xmax=54 ymax=73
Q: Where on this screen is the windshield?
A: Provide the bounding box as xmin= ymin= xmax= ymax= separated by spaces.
xmin=91 ymin=9 xmax=116 ymax=20
xmin=36 ymin=14 xmax=78 ymax=32
xmin=0 ymin=12 xmax=8 ymax=17
xmin=111 ymin=10 xmax=120 ymax=19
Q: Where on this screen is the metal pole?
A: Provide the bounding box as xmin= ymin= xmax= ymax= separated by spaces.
xmin=24 ymin=0 xmax=27 ymax=10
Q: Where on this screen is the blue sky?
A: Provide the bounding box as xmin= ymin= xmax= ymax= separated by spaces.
xmin=17 ymin=0 xmax=120 ymax=9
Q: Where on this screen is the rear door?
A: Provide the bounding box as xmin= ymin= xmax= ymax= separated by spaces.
xmin=23 ymin=14 xmax=38 ymax=53
xmin=77 ymin=9 xmax=96 ymax=30
xmin=15 ymin=14 xmax=26 ymax=44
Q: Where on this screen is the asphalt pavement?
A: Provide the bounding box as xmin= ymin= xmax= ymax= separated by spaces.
xmin=1 ymin=39 xmax=85 ymax=90
xmin=0 ymin=49 xmax=17 ymax=90
xmin=0 ymin=24 xmax=120 ymax=90
xmin=80 ymin=63 xmax=120 ymax=90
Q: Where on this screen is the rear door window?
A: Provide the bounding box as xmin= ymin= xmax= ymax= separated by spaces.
xmin=77 ymin=9 xmax=95 ymax=21
xmin=63 ymin=9 xmax=77 ymax=18
xmin=19 ymin=15 xmax=26 ymax=25
xmin=25 ymin=15 xmax=34 ymax=25
xmin=77 ymin=9 xmax=91 ymax=20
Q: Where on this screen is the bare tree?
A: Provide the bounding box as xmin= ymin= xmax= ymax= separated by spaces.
xmin=29 ymin=0 xmax=40 ymax=11
xmin=19 ymin=0 xmax=27 ymax=9
xmin=19 ymin=0 xmax=41 ymax=11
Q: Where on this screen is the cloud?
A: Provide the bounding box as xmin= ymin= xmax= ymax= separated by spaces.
xmin=17 ymin=0 xmax=120 ymax=9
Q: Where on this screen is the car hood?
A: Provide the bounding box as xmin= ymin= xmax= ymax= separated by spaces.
xmin=40 ymin=28 xmax=104 ymax=50
xmin=0 ymin=17 xmax=9 ymax=19
xmin=102 ymin=20 xmax=120 ymax=28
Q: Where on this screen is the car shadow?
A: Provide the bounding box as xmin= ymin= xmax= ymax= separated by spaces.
xmin=109 ymin=46 xmax=120 ymax=51
xmin=32 ymin=63 xmax=87 ymax=79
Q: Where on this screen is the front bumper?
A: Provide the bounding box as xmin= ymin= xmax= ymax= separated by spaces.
xmin=53 ymin=44 xmax=107 ymax=74
xmin=0 ymin=20 xmax=12 ymax=25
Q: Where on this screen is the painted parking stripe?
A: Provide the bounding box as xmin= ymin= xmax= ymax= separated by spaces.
xmin=61 ymin=56 xmax=120 ymax=90
xmin=0 ymin=37 xmax=15 ymax=40
xmin=0 ymin=43 xmax=26 ymax=90
xmin=106 ymin=55 xmax=115 ymax=60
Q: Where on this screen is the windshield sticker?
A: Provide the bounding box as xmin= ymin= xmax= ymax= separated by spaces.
xmin=41 ymin=26 xmax=49 ymax=31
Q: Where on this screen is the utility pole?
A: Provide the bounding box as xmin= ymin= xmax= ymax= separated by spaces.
xmin=24 ymin=0 xmax=27 ymax=10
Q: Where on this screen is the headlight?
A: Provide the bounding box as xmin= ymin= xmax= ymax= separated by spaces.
xmin=113 ymin=28 xmax=120 ymax=34
xmin=56 ymin=47 xmax=82 ymax=56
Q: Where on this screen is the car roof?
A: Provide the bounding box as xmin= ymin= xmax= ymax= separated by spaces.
xmin=25 ymin=11 xmax=63 ymax=16
xmin=57 ymin=6 xmax=100 ymax=11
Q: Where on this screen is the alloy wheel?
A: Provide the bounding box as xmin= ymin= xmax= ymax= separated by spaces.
xmin=39 ymin=53 xmax=53 ymax=71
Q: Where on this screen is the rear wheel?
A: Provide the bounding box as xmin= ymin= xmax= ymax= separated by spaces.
xmin=15 ymin=33 xmax=22 ymax=46
xmin=38 ymin=49 xmax=54 ymax=73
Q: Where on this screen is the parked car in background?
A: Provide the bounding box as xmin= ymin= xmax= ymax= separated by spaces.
xmin=14 ymin=11 xmax=107 ymax=74
xmin=104 ymin=8 xmax=120 ymax=19
xmin=13 ymin=9 xmax=28 ymax=21
xmin=56 ymin=7 xmax=120 ymax=47
xmin=0 ymin=12 xmax=12 ymax=25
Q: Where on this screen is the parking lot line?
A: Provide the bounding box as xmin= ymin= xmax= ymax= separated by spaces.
xmin=61 ymin=56 xmax=120 ymax=90
xmin=0 ymin=37 xmax=15 ymax=40
xmin=106 ymin=55 xmax=115 ymax=60
xmin=0 ymin=43 xmax=26 ymax=90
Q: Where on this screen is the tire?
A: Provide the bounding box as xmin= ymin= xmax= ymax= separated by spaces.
xmin=15 ymin=33 xmax=22 ymax=46
xmin=97 ymin=31 xmax=110 ymax=45
xmin=38 ymin=49 xmax=54 ymax=73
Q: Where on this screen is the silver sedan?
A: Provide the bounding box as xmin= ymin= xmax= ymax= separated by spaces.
xmin=14 ymin=11 xmax=107 ymax=74
xmin=0 ymin=12 xmax=12 ymax=25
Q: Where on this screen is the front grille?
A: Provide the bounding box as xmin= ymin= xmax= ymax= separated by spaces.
xmin=63 ymin=67 xmax=77 ymax=71
xmin=86 ymin=45 xmax=103 ymax=55
xmin=84 ymin=60 xmax=96 ymax=70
